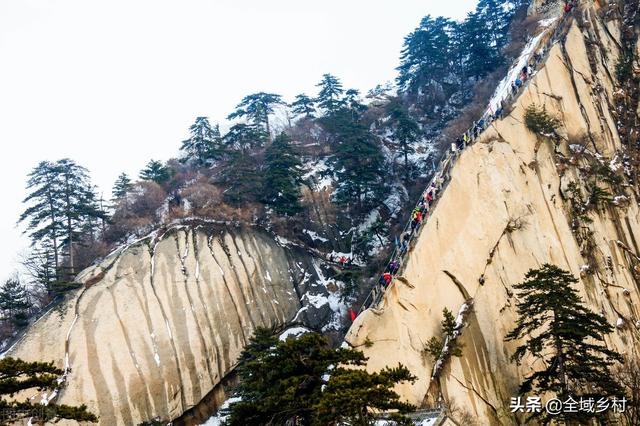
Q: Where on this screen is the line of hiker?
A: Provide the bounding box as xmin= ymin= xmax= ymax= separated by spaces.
xmin=361 ymin=175 xmax=446 ymax=315
xmin=352 ymin=11 xmax=568 ymax=319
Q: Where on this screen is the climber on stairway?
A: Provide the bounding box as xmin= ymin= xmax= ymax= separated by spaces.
xmin=383 ymin=272 xmax=392 ymax=286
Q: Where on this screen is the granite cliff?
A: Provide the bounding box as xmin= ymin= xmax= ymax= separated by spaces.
xmin=346 ymin=1 xmax=640 ymax=424
xmin=6 ymin=222 xmax=345 ymax=424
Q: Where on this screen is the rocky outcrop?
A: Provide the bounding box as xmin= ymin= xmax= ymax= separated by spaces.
xmin=346 ymin=2 xmax=640 ymax=425
xmin=6 ymin=223 xmax=345 ymax=425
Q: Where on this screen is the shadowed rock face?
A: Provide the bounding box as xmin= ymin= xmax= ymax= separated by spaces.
xmin=7 ymin=224 xmax=342 ymax=425
xmin=347 ymin=3 xmax=640 ymax=425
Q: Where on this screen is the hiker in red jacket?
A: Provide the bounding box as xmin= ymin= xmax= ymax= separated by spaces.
xmin=349 ymin=308 xmax=356 ymax=322
xmin=383 ymin=272 xmax=392 ymax=285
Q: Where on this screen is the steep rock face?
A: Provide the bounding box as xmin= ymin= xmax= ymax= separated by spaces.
xmin=347 ymin=4 xmax=640 ymax=425
xmin=7 ymin=224 xmax=342 ymax=425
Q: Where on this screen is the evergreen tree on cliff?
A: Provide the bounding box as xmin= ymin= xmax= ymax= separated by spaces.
xmin=396 ymin=15 xmax=452 ymax=93
xmin=224 ymin=327 xmax=415 ymax=425
xmin=460 ymin=10 xmax=502 ymax=78
xmin=219 ymin=151 xmax=261 ymax=205
xmin=506 ymin=264 xmax=624 ymax=424
xmin=0 ymin=357 xmax=97 ymax=424
xmin=316 ymin=74 xmax=345 ymax=114
xmin=139 ymin=160 xmax=171 ymax=184
xmin=180 ymin=116 xmax=223 ymax=166
xmin=290 ymin=93 xmax=316 ymax=118
xmin=56 ymin=159 xmax=106 ymax=275
xmin=0 ymin=277 xmax=31 ymax=328
xmin=18 ymin=161 xmax=64 ymax=281
xmin=21 ymin=244 xmax=58 ymax=296
xmin=223 ymin=123 xmax=268 ymax=154
xmin=320 ymin=108 xmax=386 ymax=213
xmin=262 ymin=132 xmax=303 ymax=215
xmin=475 ymin=0 xmax=513 ymax=50
xmin=388 ymin=100 xmax=421 ymax=182
xmin=227 ymin=92 xmax=283 ymax=139
xmin=19 ymin=159 xmax=105 ymax=282
xmin=111 ymin=172 xmax=132 ymax=201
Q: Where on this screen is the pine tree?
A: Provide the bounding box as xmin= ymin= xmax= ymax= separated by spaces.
xmin=112 ymin=173 xmax=132 ymax=200
xmin=224 ymin=327 xmax=415 ymax=425
xmin=0 ymin=357 xmax=97 ymax=423
xmin=56 ymin=159 xmax=106 ymax=275
xmin=77 ymin=186 xmax=108 ymax=243
xmin=262 ymin=132 xmax=303 ymax=215
xmin=460 ymin=10 xmax=502 ymax=79
xmin=396 ymin=16 xmax=452 ymax=93
xmin=476 ymin=0 xmax=514 ymax=51
xmin=139 ymin=160 xmax=171 ymax=184
xmin=0 ymin=278 xmax=31 ymax=328
xmin=21 ymin=244 xmax=58 ymax=296
xmin=219 ymin=151 xmax=261 ymax=205
xmin=180 ymin=117 xmax=223 ymax=165
xmin=388 ymin=101 xmax=421 ymax=182
xmin=18 ymin=161 xmax=64 ymax=279
xmin=290 ymin=93 xmax=316 ymax=118
xmin=316 ymin=74 xmax=345 ymax=114
xmin=19 ymin=159 xmax=105 ymax=280
xmin=314 ymin=365 xmax=416 ymax=425
xmin=227 ymin=92 xmax=283 ymax=138
xmin=448 ymin=21 xmax=467 ymax=77
xmin=424 ymin=308 xmax=464 ymax=361
xmin=344 ymin=88 xmax=367 ymax=118
xmin=222 ymin=123 xmax=268 ymax=154
xmin=321 ymin=109 xmax=386 ymax=213
xmin=506 ymin=264 xmax=625 ymax=424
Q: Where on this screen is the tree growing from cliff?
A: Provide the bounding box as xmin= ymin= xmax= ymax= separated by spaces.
xmin=21 ymin=244 xmax=58 ymax=296
xmin=316 ymin=74 xmax=345 ymax=114
xmin=224 ymin=327 xmax=416 ymax=425
xmin=424 ymin=308 xmax=463 ymax=361
xmin=0 ymin=357 xmax=97 ymax=424
xmin=524 ymin=104 xmax=560 ymax=138
xmin=262 ymin=132 xmax=303 ymax=215
xmin=321 ymin=109 xmax=386 ymax=213
xmin=388 ymin=100 xmax=421 ymax=182
xmin=460 ymin=10 xmax=501 ymax=79
xmin=18 ymin=161 xmax=64 ymax=280
xmin=344 ymin=88 xmax=367 ymax=117
xmin=397 ymin=15 xmax=452 ymax=93
xmin=506 ymin=264 xmax=624 ymax=424
xmin=0 ymin=278 xmax=31 ymax=329
xmin=219 ymin=151 xmax=261 ymax=205
xmin=112 ymin=172 xmax=132 ymax=201
xmin=139 ymin=160 xmax=172 ymax=184
xmin=56 ymin=159 xmax=102 ymax=275
xmin=180 ymin=116 xmax=223 ymax=166
xmin=290 ymin=93 xmax=316 ymax=118
xmin=227 ymin=92 xmax=283 ymax=139
xmin=19 ymin=159 xmax=106 ymax=281
xmin=222 ymin=123 xmax=268 ymax=154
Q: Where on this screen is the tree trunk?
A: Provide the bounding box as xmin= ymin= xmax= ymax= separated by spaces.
xmin=99 ymin=196 xmax=107 ymax=240
xmin=65 ymin=173 xmax=74 ymax=276
xmin=404 ymin=143 xmax=409 ymax=183
xmin=553 ymin=310 xmax=570 ymax=426
xmin=46 ymin=187 xmax=59 ymax=279
xmin=266 ymin=115 xmax=272 ymax=143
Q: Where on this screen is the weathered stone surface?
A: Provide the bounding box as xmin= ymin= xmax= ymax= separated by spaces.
xmin=7 ymin=224 xmax=342 ymax=425
xmin=347 ymin=9 xmax=640 ymax=425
